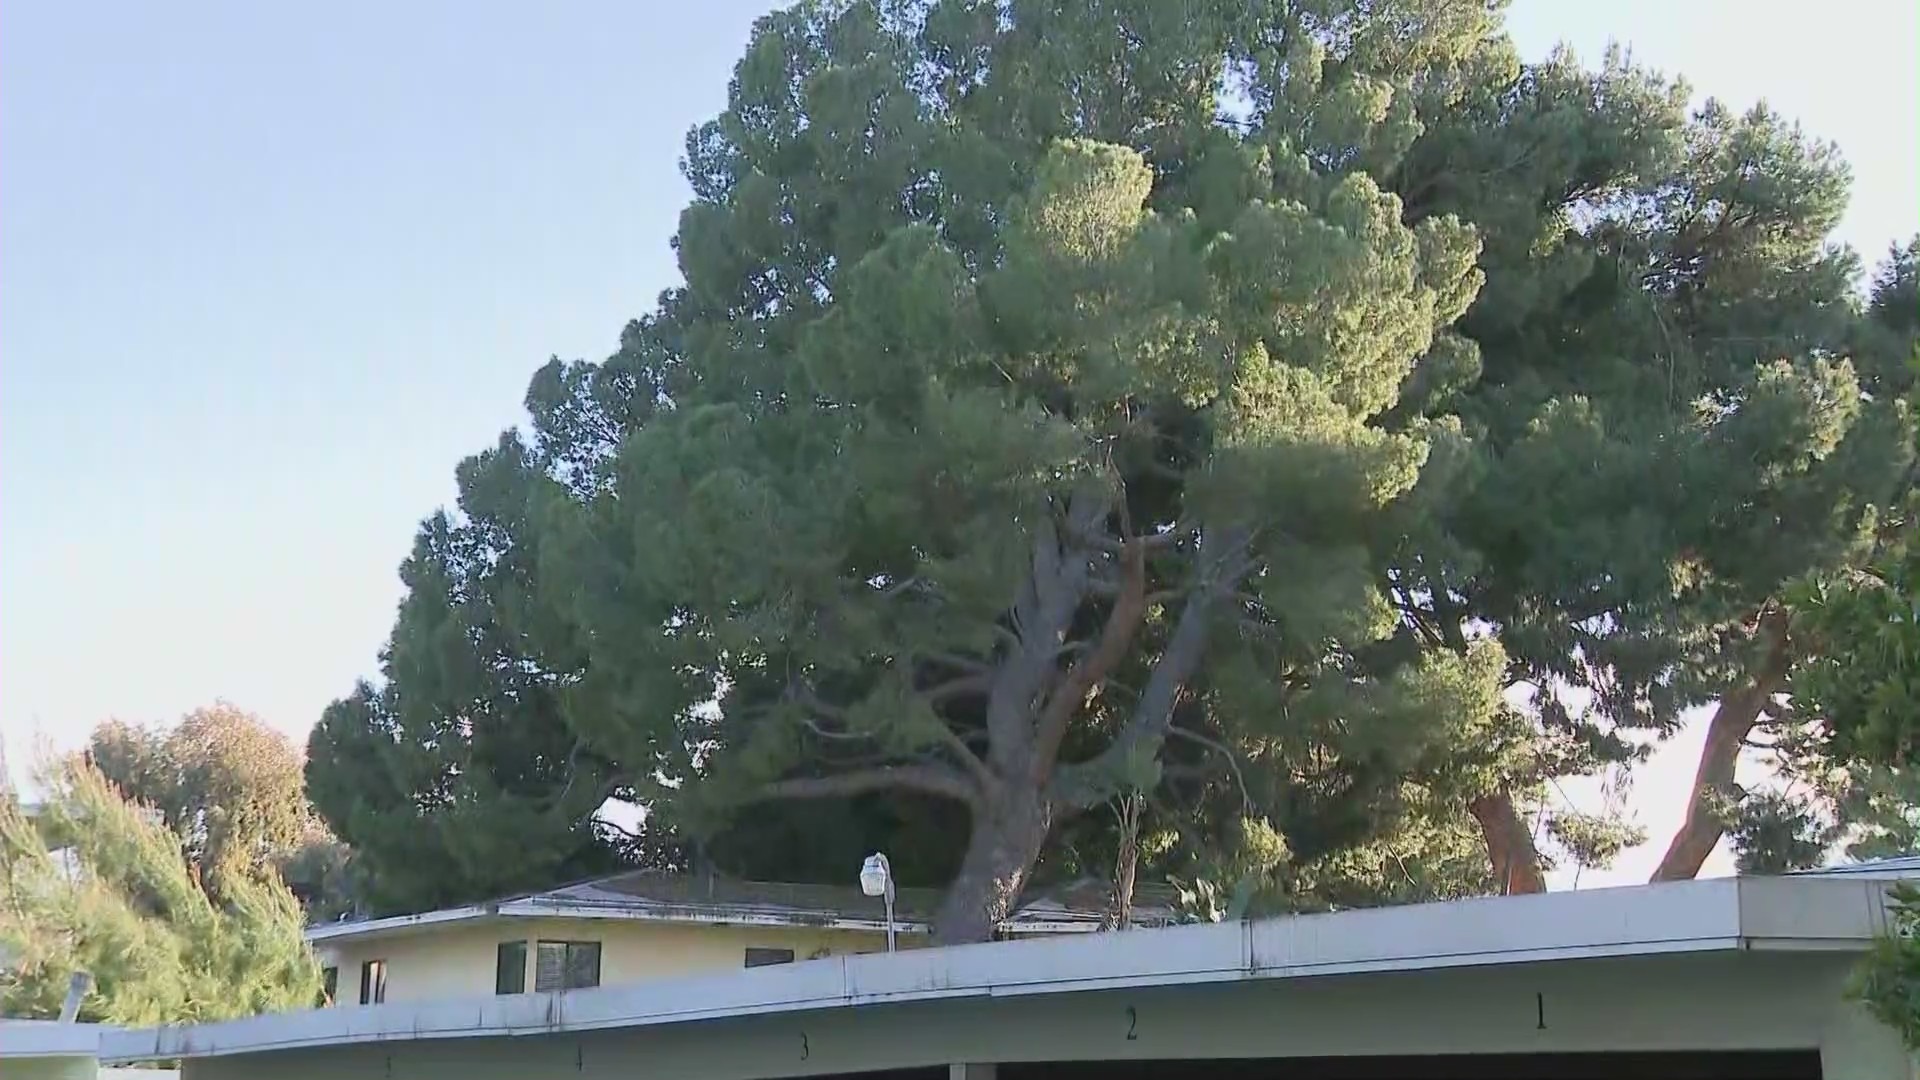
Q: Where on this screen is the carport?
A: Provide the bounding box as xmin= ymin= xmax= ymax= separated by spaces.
xmin=103 ymin=877 xmax=1911 ymax=1079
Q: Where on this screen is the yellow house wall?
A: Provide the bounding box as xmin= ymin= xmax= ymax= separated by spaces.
xmin=314 ymin=918 xmax=898 ymax=1006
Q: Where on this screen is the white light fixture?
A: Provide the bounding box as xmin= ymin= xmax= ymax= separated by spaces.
xmin=860 ymin=852 xmax=897 ymax=952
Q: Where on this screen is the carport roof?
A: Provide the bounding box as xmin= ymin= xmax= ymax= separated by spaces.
xmin=0 ymin=1019 xmax=105 ymax=1060
xmin=108 ymin=873 xmax=1897 ymax=1064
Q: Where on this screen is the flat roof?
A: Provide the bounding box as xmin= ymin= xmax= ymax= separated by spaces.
xmin=106 ymin=875 xmax=1894 ymax=1064
xmin=0 ymin=1020 xmax=105 ymax=1059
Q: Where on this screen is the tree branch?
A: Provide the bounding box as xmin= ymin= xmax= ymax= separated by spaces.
xmin=1165 ymin=725 xmax=1255 ymax=812
xmin=795 ymin=714 xmax=872 ymax=742
xmin=1470 ymin=790 xmax=1546 ymax=895
xmin=1052 ymin=525 xmax=1254 ymax=807
xmin=923 ymin=672 xmax=993 ymax=704
xmin=928 ymin=721 xmax=999 ymax=795
xmin=924 ymin=651 xmax=992 ymax=675
xmin=1650 ymin=605 xmax=1792 ymax=883
xmin=1033 ymin=536 xmax=1149 ymax=782
xmin=755 ymin=763 xmax=979 ymax=807
xmin=985 ymin=487 xmax=1111 ymax=770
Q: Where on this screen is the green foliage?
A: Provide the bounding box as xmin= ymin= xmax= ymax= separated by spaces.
xmin=1749 ymin=242 xmax=1920 ymax=874
xmin=1855 ymin=882 xmax=1920 ymax=1050
xmin=0 ymin=759 xmax=319 ymax=1024
xmin=313 ymin=0 xmax=1911 ymax=930
xmin=1792 ymin=520 xmax=1920 ymax=772
xmin=89 ymin=704 xmax=313 ymax=889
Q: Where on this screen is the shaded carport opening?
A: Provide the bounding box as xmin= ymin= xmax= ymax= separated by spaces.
xmin=998 ymin=1051 xmax=1824 ymax=1080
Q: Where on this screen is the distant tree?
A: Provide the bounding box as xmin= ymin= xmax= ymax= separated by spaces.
xmin=1700 ymin=239 xmax=1920 ymax=875
xmin=88 ymin=704 xmax=312 ymax=888
xmin=275 ymin=831 xmax=364 ymax=925
xmin=0 ymin=758 xmax=318 ymax=1024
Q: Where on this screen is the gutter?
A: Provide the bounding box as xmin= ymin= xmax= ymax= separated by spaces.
xmin=304 ymin=905 xmax=493 ymax=944
xmin=499 ymin=900 xmax=934 ymax=936
xmin=307 ymin=901 xmax=1113 ymax=945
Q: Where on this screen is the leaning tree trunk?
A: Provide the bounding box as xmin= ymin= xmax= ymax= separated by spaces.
xmin=931 ymin=788 xmax=1053 ymax=945
xmin=1469 ymin=790 xmax=1546 ymax=895
xmin=1651 ymin=608 xmax=1791 ymax=882
xmin=1103 ymin=791 xmax=1143 ymax=931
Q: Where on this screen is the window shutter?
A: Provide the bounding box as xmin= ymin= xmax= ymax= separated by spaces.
xmin=566 ymin=942 xmax=601 ymax=989
xmin=744 ymin=948 xmax=796 ymax=968
xmin=495 ymin=941 xmax=527 ymax=995
xmin=534 ymin=942 xmax=567 ymax=992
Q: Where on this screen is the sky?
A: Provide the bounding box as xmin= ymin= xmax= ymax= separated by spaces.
xmin=2 ymin=1 xmax=1915 ymax=885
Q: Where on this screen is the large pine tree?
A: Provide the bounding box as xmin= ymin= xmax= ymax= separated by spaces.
xmin=311 ymin=0 xmax=1912 ymax=938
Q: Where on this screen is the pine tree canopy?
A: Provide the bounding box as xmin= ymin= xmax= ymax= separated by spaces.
xmin=309 ymin=0 xmax=1915 ymax=940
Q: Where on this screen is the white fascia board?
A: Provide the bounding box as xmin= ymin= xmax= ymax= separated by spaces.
xmin=116 ymin=876 xmax=1885 ymax=1064
xmin=496 ymin=900 xmax=935 ymax=935
xmin=303 ymin=905 xmax=492 ymax=945
xmin=0 ymin=1020 xmax=108 ymax=1059
xmin=302 ymin=898 xmax=1095 ymax=944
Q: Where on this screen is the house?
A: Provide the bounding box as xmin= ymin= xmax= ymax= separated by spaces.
xmin=306 ymin=870 xmax=1169 ymax=1007
xmin=107 ymin=873 xmax=1914 ymax=1079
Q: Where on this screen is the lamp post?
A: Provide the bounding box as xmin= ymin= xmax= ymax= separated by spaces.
xmin=859 ymin=852 xmax=896 ymax=952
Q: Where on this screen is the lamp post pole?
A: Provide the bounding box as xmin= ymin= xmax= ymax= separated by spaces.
xmin=883 ymin=875 xmax=897 ymax=952
xmin=861 ymin=853 xmax=897 ymax=952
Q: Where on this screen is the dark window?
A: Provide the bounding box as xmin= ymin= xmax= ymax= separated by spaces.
xmin=744 ymin=947 xmax=796 ymax=968
xmin=358 ymin=959 xmax=386 ymax=1005
xmin=534 ymin=940 xmax=601 ymax=991
xmin=319 ymin=966 xmax=338 ymax=1007
xmin=495 ymin=940 xmax=528 ymax=995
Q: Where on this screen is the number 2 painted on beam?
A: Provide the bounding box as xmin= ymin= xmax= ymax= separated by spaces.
xmin=1125 ymin=1005 xmax=1138 ymax=1041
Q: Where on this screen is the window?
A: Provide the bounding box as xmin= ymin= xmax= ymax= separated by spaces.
xmin=534 ymin=940 xmax=600 ymax=992
xmin=744 ymin=947 xmax=796 ymax=968
xmin=319 ymin=966 xmax=338 ymax=1007
xmin=495 ymin=940 xmax=528 ymax=995
xmin=359 ymin=959 xmax=386 ymax=1005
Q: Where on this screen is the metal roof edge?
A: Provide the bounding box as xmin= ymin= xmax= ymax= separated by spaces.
xmin=496 ymin=899 xmax=937 ymax=935
xmin=304 ymin=904 xmax=492 ymax=944
xmin=0 ymin=1020 xmax=111 ymax=1059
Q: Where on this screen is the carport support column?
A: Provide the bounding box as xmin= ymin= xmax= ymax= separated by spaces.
xmin=1821 ymin=1001 xmax=1914 ymax=1080
xmin=950 ymin=1065 xmax=997 ymax=1080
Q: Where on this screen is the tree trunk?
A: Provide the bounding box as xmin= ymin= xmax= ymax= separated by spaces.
xmin=1469 ymin=790 xmax=1546 ymax=895
xmin=1103 ymin=792 xmax=1142 ymax=931
xmin=1650 ymin=610 xmax=1791 ymax=882
xmin=932 ymin=789 xmax=1052 ymax=945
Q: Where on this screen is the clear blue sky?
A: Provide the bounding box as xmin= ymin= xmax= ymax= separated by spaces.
xmin=4 ymin=2 xmax=1915 ymax=879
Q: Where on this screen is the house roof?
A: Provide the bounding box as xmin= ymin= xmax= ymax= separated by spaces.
xmin=116 ymin=874 xmax=1898 ymax=1064
xmin=307 ymin=869 xmax=1175 ymax=945
xmin=1792 ymin=854 xmax=1920 ymax=877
